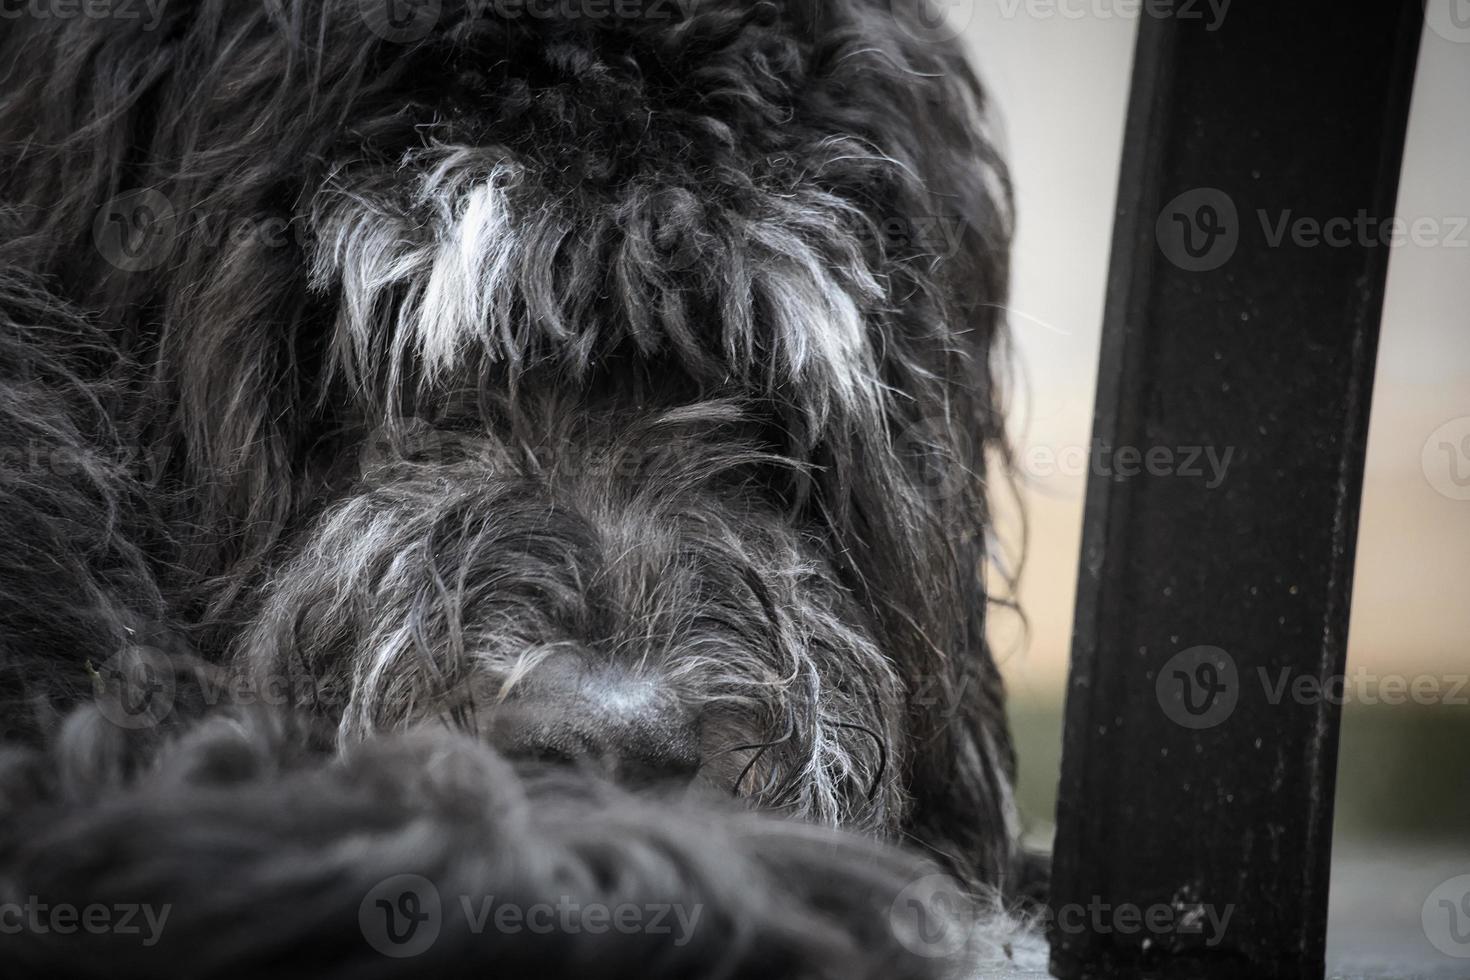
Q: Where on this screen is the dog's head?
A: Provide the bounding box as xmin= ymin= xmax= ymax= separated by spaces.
xmin=1 ymin=0 xmax=1018 ymax=887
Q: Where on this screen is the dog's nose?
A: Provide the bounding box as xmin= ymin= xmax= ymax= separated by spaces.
xmin=489 ymin=659 xmax=699 ymax=788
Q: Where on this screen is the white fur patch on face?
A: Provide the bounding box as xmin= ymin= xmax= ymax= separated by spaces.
xmin=311 ymin=144 xmax=524 ymax=398
xmin=745 ymin=206 xmax=885 ymax=426
xmin=309 ymin=142 xmax=889 ymax=429
xmin=414 ymin=156 xmax=522 ymax=379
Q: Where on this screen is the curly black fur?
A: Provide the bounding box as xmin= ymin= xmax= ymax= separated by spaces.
xmin=0 ymin=711 xmax=986 ymax=979
xmin=0 ymin=1 xmax=1028 ymax=974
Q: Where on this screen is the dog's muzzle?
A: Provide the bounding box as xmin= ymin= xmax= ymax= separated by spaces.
xmin=487 ymin=652 xmax=700 ymax=787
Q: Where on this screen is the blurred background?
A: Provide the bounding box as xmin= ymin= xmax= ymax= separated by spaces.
xmin=954 ymin=3 xmax=1470 ymax=973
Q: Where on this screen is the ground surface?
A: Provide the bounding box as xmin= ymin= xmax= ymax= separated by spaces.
xmin=966 ymin=842 xmax=1470 ymax=979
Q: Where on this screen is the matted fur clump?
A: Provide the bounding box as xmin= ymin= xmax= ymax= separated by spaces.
xmin=0 ymin=709 xmax=1011 ymax=980
xmin=0 ymin=0 xmax=1034 ymax=975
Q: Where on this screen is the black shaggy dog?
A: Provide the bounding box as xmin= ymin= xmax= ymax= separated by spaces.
xmin=0 ymin=1 xmax=1033 ymax=976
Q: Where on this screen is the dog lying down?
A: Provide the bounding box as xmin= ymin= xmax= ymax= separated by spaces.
xmin=0 ymin=1 xmax=1044 ymax=975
